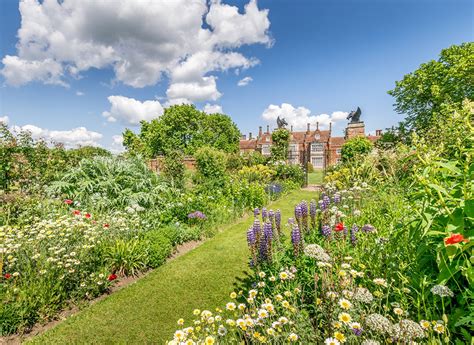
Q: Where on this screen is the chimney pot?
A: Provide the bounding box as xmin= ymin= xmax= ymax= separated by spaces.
xmin=249 ymin=132 xmax=252 ymax=139
xmin=307 ymin=123 xmax=310 ymax=132
xmin=290 ymin=125 xmax=293 ymax=132
xmin=259 ymin=126 xmax=262 ymax=137
xmin=376 ymin=129 xmax=382 ymax=136
xmin=329 ymin=122 xmax=332 ymax=132
xmin=316 ymin=122 xmax=319 ymax=130
xmin=266 ymin=125 xmax=270 ymax=134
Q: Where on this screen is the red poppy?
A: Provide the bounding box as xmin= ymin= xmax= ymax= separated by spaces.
xmin=4 ymin=273 xmax=11 ymax=279
xmin=85 ymin=213 xmax=91 ymax=219
xmin=64 ymin=199 xmax=73 ymax=205
xmin=444 ymin=233 xmax=469 ymax=245
xmin=103 ymin=223 xmax=110 ymax=228
xmin=108 ymin=274 xmax=117 ymax=281
xmin=335 ymin=222 xmax=344 ymax=232
xmin=73 ymin=210 xmax=81 ymax=216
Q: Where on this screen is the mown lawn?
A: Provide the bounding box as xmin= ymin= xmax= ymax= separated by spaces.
xmin=29 ymin=189 xmax=317 ymax=344
xmin=308 ymin=170 xmax=324 ymax=185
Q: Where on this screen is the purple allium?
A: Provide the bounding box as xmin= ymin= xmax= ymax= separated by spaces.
xmin=188 ymin=211 xmax=207 ymax=219
xmin=321 ymin=224 xmax=331 ymax=237
xmin=350 ymin=224 xmax=359 ymax=246
xmin=254 ymin=208 xmax=260 ymax=217
xmin=361 ymin=224 xmax=376 ymax=233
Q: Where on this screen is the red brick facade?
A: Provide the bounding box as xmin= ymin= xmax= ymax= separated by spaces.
xmin=239 ymin=121 xmax=381 ymax=169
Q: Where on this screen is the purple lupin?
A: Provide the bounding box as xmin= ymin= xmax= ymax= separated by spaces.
xmin=291 ymin=225 xmax=301 ymax=256
xmin=350 ymin=224 xmax=358 ymax=246
xmin=275 ymin=209 xmax=281 ymax=236
xmin=321 ymin=224 xmax=331 ymax=238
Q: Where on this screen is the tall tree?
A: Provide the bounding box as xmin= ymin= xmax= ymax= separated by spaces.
xmin=388 ymin=42 xmax=473 ymax=137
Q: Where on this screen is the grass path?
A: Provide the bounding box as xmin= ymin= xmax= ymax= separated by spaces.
xmin=29 ymin=190 xmax=317 ymax=344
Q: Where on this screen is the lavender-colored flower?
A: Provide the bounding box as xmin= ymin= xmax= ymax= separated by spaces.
xmin=291 ymin=225 xmax=301 ymax=256
xmin=350 ymin=224 xmax=359 ymax=246
xmin=362 ymin=224 xmax=376 ymax=233
xmin=263 ymin=221 xmax=273 ymax=241
xmin=261 ymin=207 xmax=268 ymax=221
xmin=343 ymin=226 xmax=348 ymax=237
xmin=300 ymin=201 xmax=308 ymax=217
xmin=321 ymin=195 xmax=330 ymax=211
xmin=259 ymin=236 xmax=267 ymax=261
xmin=275 ymin=209 xmax=281 ymax=234
xmin=310 ymin=200 xmax=317 ymax=218
xmin=253 ymin=208 xmax=260 ymax=217
xmin=294 ymin=205 xmax=302 ymax=220
xmin=352 ymin=327 xmax=363 ymax=336
xmin=247 ymin=227 xmax=256 ymax=246
xmin=321 ymin=224 xmax=331 ymax=237
xmin=333 ymin=193 xmax=341 ymax=204
xmin=252 ymin=219 xmax=261 ymax=244
xmin=188 ymin=211 xmax=207 ymax=219
xmin=288 ymin=217 xmax=295 ymax=225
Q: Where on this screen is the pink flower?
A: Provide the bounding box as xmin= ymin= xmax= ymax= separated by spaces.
xmin=85 ymin=213 xmax=91 ymax=219
xmin=73 ymin=210 xmax=81 ymax=216
xmin=64 ymin=199 xmax=73 ymax=205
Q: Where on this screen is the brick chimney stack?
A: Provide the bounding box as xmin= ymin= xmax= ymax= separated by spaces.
xmin=376 ymin=129 xmax=382 ymax=136
xmin=316 ymin=122 xmax=319 ymax=131
xmin=290 ymin=125 xmax=293 ymax=132
xmin=306 ymin=123 xmax=310 ymax=134
xmin=266 ymin=125 xmax=270 ymax=134
xmin=329 ymin=122 xmax=332 ymax=134
xmin=249 ymin=132 xmax=252 ymax=139
xmin=259 ymin=126 xmax=262 ymax=137
xmin=241 ymin=134 xmax=246 ymax=140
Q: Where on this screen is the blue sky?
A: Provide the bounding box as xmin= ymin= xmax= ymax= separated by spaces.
xmin=0 ymin=0 xmax=472 ymax=150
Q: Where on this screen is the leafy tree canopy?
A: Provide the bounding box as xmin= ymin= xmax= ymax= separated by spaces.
xmin=270 ymin=128 xmax=290 ymax=161
xmin=122 ymin=104 xmax=241 ymax=157
xmin=388 ymin=42 xmax=473 ymax=139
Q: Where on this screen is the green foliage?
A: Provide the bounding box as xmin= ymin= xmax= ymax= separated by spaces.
xmin=105 ymin=239 xmax=148 ymax=276
xmin=341 ymin=136 xmax=373 ymax=162
xmin=241 ymin=151 xmax=267 ymax=166
xmin=142 ymin=231 xmax=173 ymax=268
xmin=273 ymin=163 xmax=304 ymax=186
xmin=194 ymin=146 xmax=228 ymax=189
xmin=388 ymin=42 xmax=473 ymax=140
xmin=238 ymin=164 xmax=275 ymax=184
xmin=225 ymin=152 xmax=244 ymax=171
xmin=122 ymin=105 xmax=240 ymax=157
xmin=270 ymin=128 xmax=290 ymax=161
xmin=162 ymin=150 xmax=185 ymax=189
xmin=306 ymin=162 xmax=314 ymax=173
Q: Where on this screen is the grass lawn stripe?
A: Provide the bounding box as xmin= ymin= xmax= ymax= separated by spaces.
xmin=29 ymin=189 xmax=318 ymax=344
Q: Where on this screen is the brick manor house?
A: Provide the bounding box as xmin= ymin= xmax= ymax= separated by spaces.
xmin=239 ymin=119 xmax=381 ymax=170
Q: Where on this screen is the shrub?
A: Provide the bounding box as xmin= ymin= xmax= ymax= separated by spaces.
xmin=238 ymin=164 xmax=275 ymax=184
xmin=143 ymin=231 xmax=173 ymax=268
xmin=270 ymin=128 xmax=290 ymax=161
xmin=162 ymin=150 xmax=185 ymax=189
xmin=306 ymin=162 xmax=314 ymax=173
xmin=341 ymin=136 xmax=373 ymax=162
xmin=273 ymin=163 xmax=304 ymax=186
xmin=194 ymin=146 xmax=227 ymax=189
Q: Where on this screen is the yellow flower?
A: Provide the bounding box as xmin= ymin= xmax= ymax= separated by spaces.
xmin=282 ymin=300 xmax=290 ymax=308
xmin=237 ymin=319 xmax=246 ymax=329
xmin=419 ymin=320 xmax=430 ymax=330
xmin=226 ymin=302 xmax=236 ymax=311
xmin=193 ymin=309 xmax=200 ymax=316
xmin=275 ymin=294 xmax=283 ymax=301
xmin=177 ymin=318 xmax=184 ymax=325
xmin=253 ymin=331 xmax=261 ymax=338
xmin=204 ymin=336 xmax=215 ymax=345
xmin=316 ymin=298 xmax=322 ymax=305
xmin=249 ymin=289 xmax=258 ymax=298
xmin=284 ymin=291 xmax=292 ymax=297
xmin=288 ymin=333 xmax=299 ymax=342
xmin=334 ymin=332 xmax=346 ymax=343
xmin=258 ymin=309 xmax=269 ymax=318
xmin=279 ymin=271 xmax=289 ymax=280
xmin=373 ymin=290 xmax=383 ymax=297
xmin=338 ymin=313 xmax=352 ymax=324
xmin=238 ymin=303 xmax=246 ymax=311
xmin=266 ymin=328 xmax=275 ymax=336
xmin=226 ymin=319 xmax=236 ymax=326
xmin=174 ymin=330 xmax=185 ymax=341
xmin=338 ymin=270 xmax=347 ymax=277
xmin=433 ymin=323 xmax=445 ymax=334
xmin=338 ymin=298 xmax=352 ymax=310
xmin=333 ymin=321 xmax=342 ymax=329
xmin=259 ymin=271 xmax=266 ymax=278
xmin=230 ymin=292 xmax=237 ymax=299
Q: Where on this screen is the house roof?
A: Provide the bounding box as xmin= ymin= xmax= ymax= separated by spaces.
xmin=239 ymin=139 xmax=257 ymax=150
xmin=329 ymin=137 xmax=345 ymax=146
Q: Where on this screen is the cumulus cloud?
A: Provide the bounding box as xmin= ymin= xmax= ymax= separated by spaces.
xmin=0 ymin=115 xmax=9 ymax=124
xmin=110 ymin=134 xmax=125 ymax=154
xmin=76 ymin=91 xmax=84 ymax=96
xmin=203 ymin=103 xmax=223 ymax=114
xmin=102 ymin=95 xmax=164 ymax=125
xmin=262 ymin=103 xmax=348 ymax=130
xmin=1 ymin=0 xmax=271 ymax=102
xmin=11 ymin=124 xmax=103 ymax=147
xmin=237 ymin=76 xmax=253 ymax=86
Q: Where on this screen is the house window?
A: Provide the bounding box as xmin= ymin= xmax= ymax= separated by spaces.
xmin=265 ymin=137 xmax=270 ymax=142
xmin=336 ymin=148 xmax=341 ymax=154
xmin=311 ymin=156 xmax=324 ymax=168
xmin=315 ymin=134 xmax=320 ymax=140
xmin=289 ymin=144 xmax=298 ymax=152
xmin=261 ymin=144 xmax=271 ymax=155
xmin=311 ymin=143 xmax=323 ymax=152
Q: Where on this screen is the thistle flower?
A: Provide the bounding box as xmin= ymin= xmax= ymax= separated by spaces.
xmin=321 ymin=224 xmax=331 ymax=237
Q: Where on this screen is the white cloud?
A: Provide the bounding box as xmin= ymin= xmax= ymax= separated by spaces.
xmin=203 ymin=104 xmax=223 ymax=114
xmin=76 ymin=91 xmax=84 ymax=96
xmin=0 ymin=116 xmax=9 ymax=124
xmin=11 ymin=124 xmax=103 ymax=147
xmin=102 ymin=95 xmax=164 ymax=125
xmin=262 ymin=103 xmax=348 ymax=130
xmin=237 ymin=76 xmax=253 ymax=86
xmin=166 ymin=76 xmax=221 ymax=102
xmin=1 ymin=0 xmax=271 ymax=102
xmin=110 ymin=134 xmax=125 ymax=154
